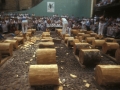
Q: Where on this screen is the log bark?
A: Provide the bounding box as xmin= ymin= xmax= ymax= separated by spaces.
xmin=90 ymin=33 xmax=98 ymax=38
xmin=105 ymin=38 xmax=115 ymax=42
xmin=78 ymin=36 xmax=83 ymax=42
xmin=82 ymin=34 xmax=91 ymax=40
xmin=42 ymin=37 xmax=52 ymax=39
xmin=95 ymin=65 xmax=120 ymax=85
xmin=86 ymin=31 xmax=94 ymax=34
xmin=14 ymin=37 xmax=24 ymax=45
xmin=73 ymin=43 xmax=90 ymax=56
xmin=79 ymin=49 xmax=101 ymax=67
xmin=63 ymin=34 xmax=70 ymax=40
xmin=92 ymin=40 xmax=106 ymax=48
xmin=29 ymin=64 xmax=59 ymax=85
xmin=115 ymin=48 xmax=120 ymax=63
xmin=64 ymin=37 xmax=74 ymax=44
xmin=36 ymin=49 xmax=56 ymax=64
xmin=80 ymin=30 xmax=87 ymax=33
xmin=85 ymin=37 xmax=95 ymax=44
xmin=56 ymin=29 xmax=62 ymax=35
xmin=77 ymin=33 xmax=85 ymax=37
xmin=39 ymin=42 xmax=54 ymax=48
xmin=0 ymin=43 xmax=13 ymax=56
xmin=67 ymin=38 xmax=75 ymax=47
xmin=26 ymin=32 xmax=32 ymax=37
xmin=71 ymin=30 xmax=79 ymax=36
xmin=102 ymin=42 xmax=119 ymax=56
xmin=4 ymin=40 xmax=18 ymax=50
xmin=41 ymin=39 xmax=53 ymax=42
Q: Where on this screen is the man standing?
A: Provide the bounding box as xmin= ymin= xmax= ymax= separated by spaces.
xmin=21 ymin=15 xmax=28 ymax=39
xmin=61 ymin=18 xmax=68 ymax=35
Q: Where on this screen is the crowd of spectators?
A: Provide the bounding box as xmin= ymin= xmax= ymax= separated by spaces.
xmin=0 ymin=12 xmax=120 ymax=40
xmin=96 ymin=0 xmax=120 ymax=7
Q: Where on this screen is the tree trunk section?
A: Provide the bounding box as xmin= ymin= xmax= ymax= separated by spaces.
xmin=115 ymin=48 xmax=120 ymax=63
xmin=95 ymin=65 xmax=120 ymax=85
xmin=14 ymin=37 xmax=24 ymax=45
xmin=41 ymin=39 xmax=53 ymax=42
xmin=82 ymin=34 xmax=91 ymax=40
xmin=92 ymin=40 xmax=106 ymax=48
xmin=39 ymin=42 xmax=54 ymax=48
xmin=29 ymin=65 xmax=59 ymax=86
xmin=85 ymin=37 xmax=95 ymax=44
xmin=0 ymin=43 xmax=13 ymax=56
xmin=36 ymin=49 xmax=56 ymax=64
xmin=104 ymin=38 xmax=115 ymax=42
xmin=102 ymin=42 xmax=119 ymax=56
xmin=4 ymin=40 xmax=18 ymax=50
xmin=79 ymin=49 xmax=101 ymax=67
xmin=73 ymin=43 xmax=90 ymax=56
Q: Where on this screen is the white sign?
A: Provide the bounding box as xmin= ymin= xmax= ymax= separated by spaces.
xmin=47 ymin=2 xmax=55 ymax=12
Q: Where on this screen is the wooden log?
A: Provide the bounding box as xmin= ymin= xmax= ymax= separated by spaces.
xmin=42 ymin=32 xmax=50 ymax=34
xmin=73 ymin=43 xmax=90 ymax=56
xmin=14 ymin=30 xmax=20 ymax=36
xmin=63 ymin=34 xmax=70 ymax=40
xmin=102 ymin=42 xmax=119 ymax=56
xmin=90 ymin=33 xmax=98 ymax=38
xmin=78 ymin=36 xmax=83 ymax=42
xmin=79 ymin=49 xmax=101 ymax=67
xmin=85 ymin=31 xmax=94 ymax=34
xmin=53 ymin=38 xmax=61 ymax=44
xmin=115 ymin=48 xmax=120 ymax=63
xmin=0 ymin=43 xmax=13 ymax=56
xmin=71 ymin=30 xmax=79 ymax=36
xmin=56 ymin=29 xmax=62 ymax=35
xmin=82 ymin=34 xmax=91 ymax=40
xmin=85 ymin=37 xmax=95 ymax=44
xmin=4 ymin=40 xmax=18 ymax=50
xmin=39 ymin=42 xmax=54 ymax=48
xmin=64 ymin=37 xmax=74 ymax=44
xmin=41 ymin=39 xmax=53 ymax=42
xmin=26 ymin=32 xmax=32 ymax=37
xmin=42 ymin=34 xmax=50 ymax=37
xmin=80 ymin=30 xmax=87 ymax=33
xmin=73 ymin=39 xmax=80 ymax=43
xmin=14 ymin=37 xmax=24 ymax=45
xmin=36 ymin=49 xmax=56 ymax=64
xmin=105 ymin=38 xmax=115 ymax=42
xmin=95 ymin=65 xmax=120 ymax=85
xmin=42 ymin=37 xmax=52 ymax=39
xmin=67 ymin=38 xmax=75 ymax=47
xmin=77 ymin=33 xmax=85 ymax=37
xmin=29 ymin=64 xmax=59 ymax=86
xmin=114 ymin=39 xmax=120 ymax=44
xmin=92 ymin=40 xmax=106 ymax=48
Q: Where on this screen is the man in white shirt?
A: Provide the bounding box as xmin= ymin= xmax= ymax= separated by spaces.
xmin=61 ymin=18 xmax=68 ymax=35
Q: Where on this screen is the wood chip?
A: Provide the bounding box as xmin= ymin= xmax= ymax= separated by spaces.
xmin=16 ymin=75 xmax=19 ymax=77
xmin=25 ymin=61 xmax=29 ymax=64
xmin=85 ymin=83 xmax=90 ymax=88
xmin=30 ymin=59 xmax=33 ymax=62
xmin=33 ymin=55 xmax=35 ymax=58
xmin=66 ymin=53 xmax=69 ymax=55
xmin=61 ymin=67 xmax=64 ymax=69
xmin=83 ymin=80 xmax=87 ymax=83
xmin=70 ymin=74 xmax=77 ymax=78
xmin=101 ymin=56 xmax=103 ymax=57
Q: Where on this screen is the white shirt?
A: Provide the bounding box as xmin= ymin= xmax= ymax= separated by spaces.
xmin=61 ymin=18 xmax=68 ymax=24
